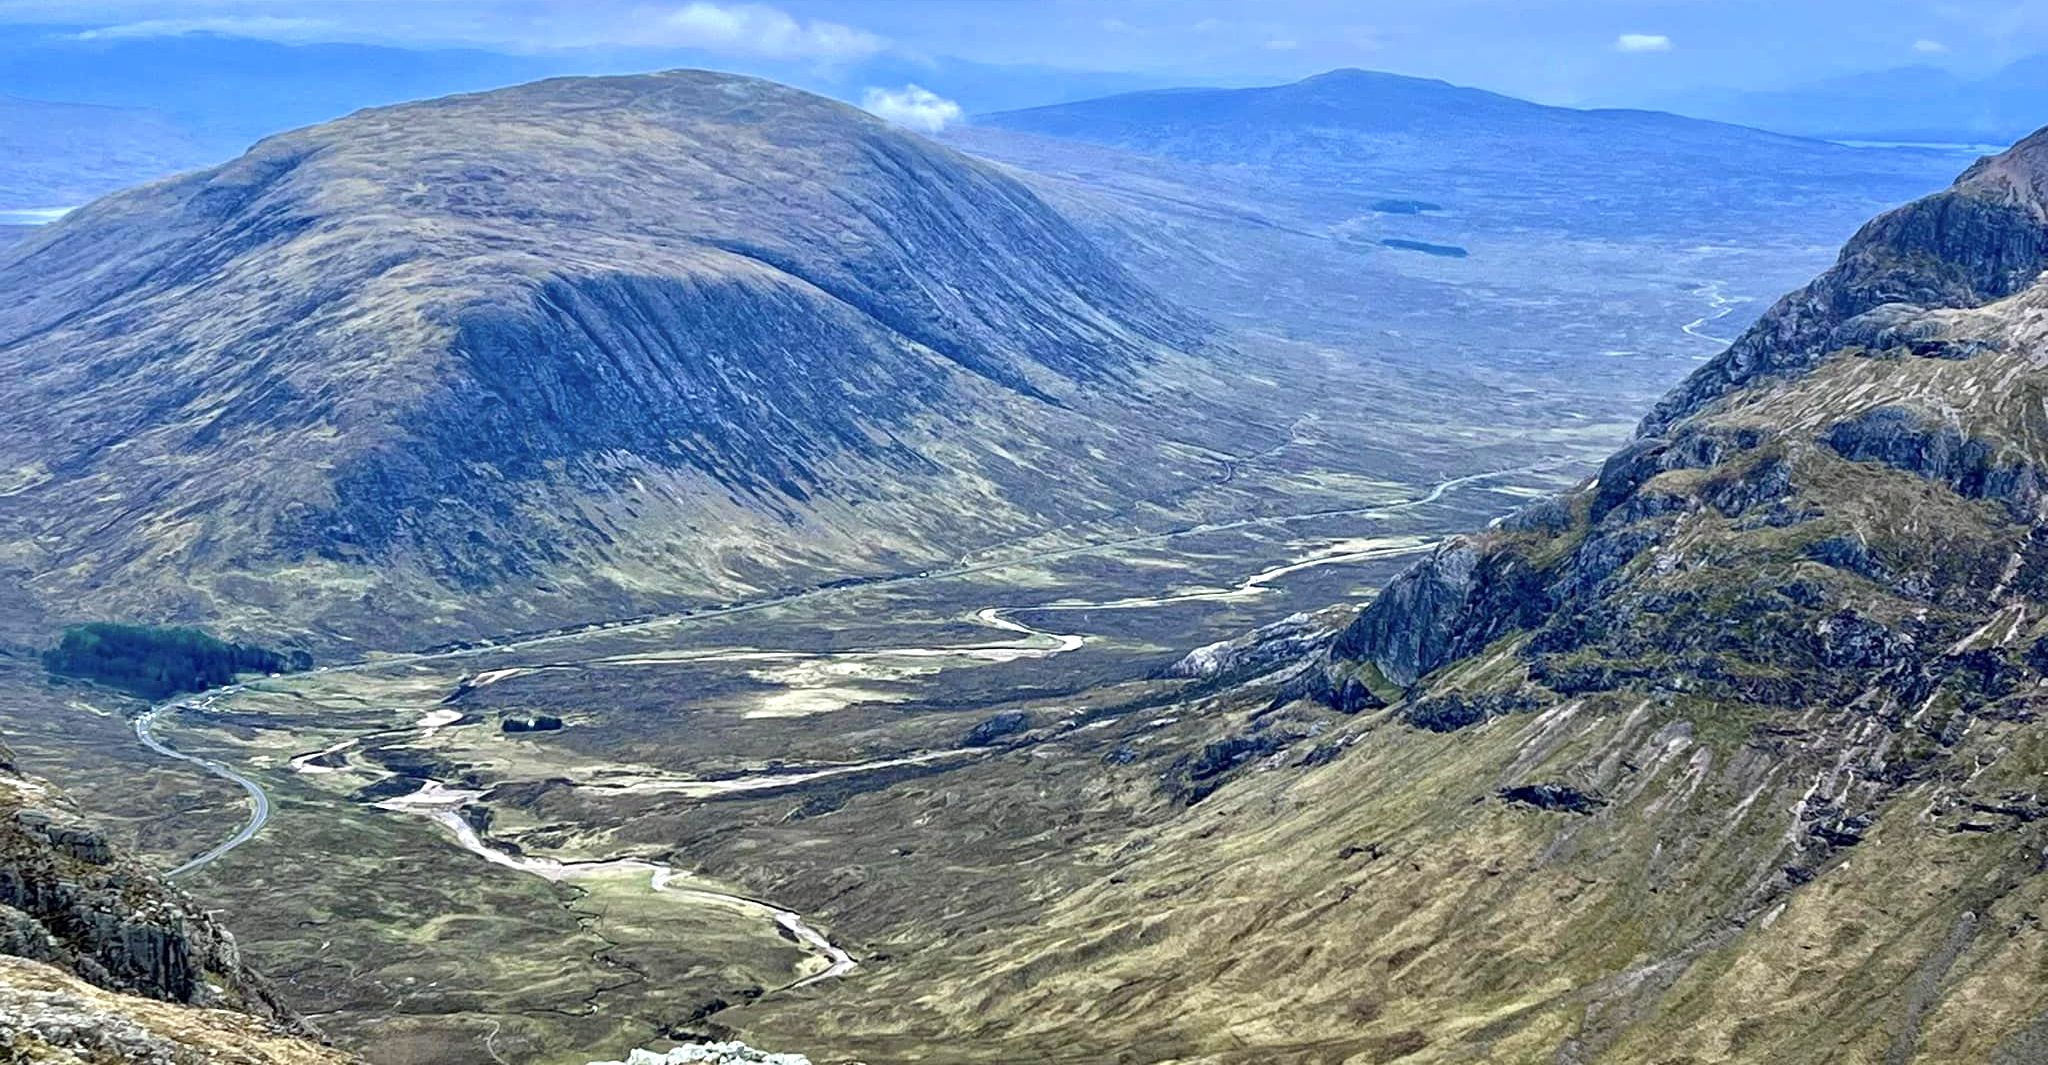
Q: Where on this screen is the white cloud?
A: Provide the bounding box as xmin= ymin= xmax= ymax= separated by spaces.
xmin=1614 ymin=32 xmax=1673 ymax=53
xmin=1913 ymin=38 xmax=1950 ymax=53
xmin=861 ymin=84 xmax=963 ymax=134
xmin=637 ymin=2 xmax=886 ymax=58
xmin=57 ymin=2 xmax=887 ymax=57
xmin=71 ymin=16 xmax=335 ymax=41
xmin=1264 ymin=38 xmax=1300 ymax=51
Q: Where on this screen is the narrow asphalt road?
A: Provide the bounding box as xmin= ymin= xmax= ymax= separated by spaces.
xmin=134 ymin=689 xmax=271 ymax=878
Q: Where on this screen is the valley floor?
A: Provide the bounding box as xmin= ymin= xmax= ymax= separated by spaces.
xmin=0 ymin=388 xmax=1601 ymax=1063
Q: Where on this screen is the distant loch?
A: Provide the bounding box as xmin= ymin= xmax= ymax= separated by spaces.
xmin=1380 ymin=238 xmax=1469 ymax=258
xmin=1370 ymin=199 xmax=1444 ymax=215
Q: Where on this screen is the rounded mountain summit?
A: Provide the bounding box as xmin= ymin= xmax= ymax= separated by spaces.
xmin=0 ymin=70 xmax=1270 ymax=647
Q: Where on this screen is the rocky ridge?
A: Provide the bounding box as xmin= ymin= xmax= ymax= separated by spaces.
xmin=0 ymin=739 xmax=348 ymax=1063
xmin=724 ymin=126 xmax=2048 ymax=1065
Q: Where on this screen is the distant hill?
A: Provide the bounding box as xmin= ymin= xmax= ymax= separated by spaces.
xmin=949 ymin=67 xmax=1968 ymax=440
xmin=1654 ymin=55 xmax=2048 ymax=144
xmin=975 ymin=68 xmax=1964 ymax=239
xmin=0 ymin=70 xmax=1259 ymax=648
xmin=0 ymin=96 xmax=223 ymax=207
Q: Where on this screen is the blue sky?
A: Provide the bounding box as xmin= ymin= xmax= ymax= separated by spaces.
xmin=3 ymin=0 xmax=2044 ymax=107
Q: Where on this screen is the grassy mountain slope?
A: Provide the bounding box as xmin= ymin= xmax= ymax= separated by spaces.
xmin=718 ymin=127 xmax=2048 ymax=1064
xmin=0 ymin=70 xmax=1266 ymax=650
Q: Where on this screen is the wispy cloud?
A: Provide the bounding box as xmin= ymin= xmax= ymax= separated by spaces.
xmin=635 ymin=2 xmax=886 ymax=58
xmin=1912 ymin=38 xmax=1949 ymax=53
xmin=70 ymin=15 xmax=336 ymax=41
xmin=53 ymin=2 xmax=888 ymax=58
xmin=1614 ymin=32 xmax=1672 ymax=53
xmin=861 ymin=84 xmax=962 ymax=134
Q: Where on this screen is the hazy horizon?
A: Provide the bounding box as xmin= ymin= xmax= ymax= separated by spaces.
xmin=3 ymin=0 xmax=2046 ymax=117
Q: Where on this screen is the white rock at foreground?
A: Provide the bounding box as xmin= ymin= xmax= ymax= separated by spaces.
xmin=589 ymin=1042 xmax=814 ymax=1065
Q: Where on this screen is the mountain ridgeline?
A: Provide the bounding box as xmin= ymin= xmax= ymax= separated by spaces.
xmin=719 ymin=129 xmax=2048 ymax=1063
xmin=975 ymin=68 xmax=1958 ymax=239
xmin=0 ymin=71 xmax=1258 ymax=649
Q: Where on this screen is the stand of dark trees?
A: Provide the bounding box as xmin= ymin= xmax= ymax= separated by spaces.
xmin=42 ymin=623 xmax=310 ymax=700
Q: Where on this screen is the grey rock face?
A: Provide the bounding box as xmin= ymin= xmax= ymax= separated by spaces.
xmin=0 ymin=745 xmax=300 ymax=1028
xmin=1823 ymin=405 xmax=2043 ymax=520
xmin=1330 ymin=540 xmax=1545 ymax=689
xmin=1165 ymin=612 xmax=1331 ymax=681
xmin=1329 ymin=542 xmax=1478 ymax=689
xmin=1642 ymin=134 xmax=2048 ymax=435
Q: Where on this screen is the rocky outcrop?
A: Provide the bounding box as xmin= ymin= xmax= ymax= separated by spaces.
xmin=962 ymin=711 xmax=1032 ymax=747
xmin=1823 ymin=405 xmax=2044 ymax=520
xmin=1162 ymin=725 xmax=1316 ymax=804
xmin=590 ymin=1042 xmax=811 ymax=1065
xmin=1165 ymin=612 xmax=1334 ymax=681
xmin=0 ymin=742 xmax=347 ymax=1062
xmin=0 ymin=744 xmax=298 ymax=1025
xmin=1498 ymin=783 xmax=1605 ymax=813
xmin=0 ymin=955 xmax=352 ymax=1065
xmin=1329 ymin=541 xmax=1549 ymax=690
xmin=1641 ymin=130 xmax=2048 ymax=433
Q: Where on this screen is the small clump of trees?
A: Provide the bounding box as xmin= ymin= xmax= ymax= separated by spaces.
xmin=42 ymin=623 xmax=310 ymax=700
xmin=501 ymin=714 xmax=565 ymax=733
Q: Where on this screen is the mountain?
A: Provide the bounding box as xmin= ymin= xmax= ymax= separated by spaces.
xmin=0 ymin=70 xmax=1262 ymax=649
xmin=0 ymin=96 xmax=223 ymax=208
xmin=0 ymin=29 xmax=1224 ymax=208
xmin=945 ymin=68 xmax=1967 ymax=463
xmin=1656 ymin=56 xmax=2048 ymax=145
xmin=717 ymin=127 xmax=2048 ymax=1062
xmin=972 ymin=68 xmax=1962 ymax=238
xmin=0 ymin=32 xmax=562 ymax=152
xmin=0 ymin=736 xmax=352 ymax=1062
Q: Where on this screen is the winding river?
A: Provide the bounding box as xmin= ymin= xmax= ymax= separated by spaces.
xmin=132 ymin=463 xmax=1542 ymax=991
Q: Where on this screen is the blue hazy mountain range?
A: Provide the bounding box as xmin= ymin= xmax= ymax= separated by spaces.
xmin=1652 ymin=54 xmax=2048 ymax=144
xmin=0 ymin=27 xmax=1213 ymax=206
xmin=1 ymin=24 xmax=2019 ymax=212
xmin=972 ymin=69 xmax=1967 ymax=240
